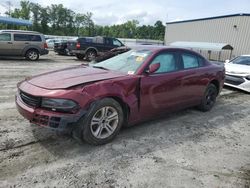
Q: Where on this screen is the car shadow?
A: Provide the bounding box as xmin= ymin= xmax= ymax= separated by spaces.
xmin=31 ymin=92 xmax=246 ymax=160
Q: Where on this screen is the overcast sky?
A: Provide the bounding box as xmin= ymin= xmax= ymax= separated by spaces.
xmin=0 ymin=0 xmax=250 ymax=25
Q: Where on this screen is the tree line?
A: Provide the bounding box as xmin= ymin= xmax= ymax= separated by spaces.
xmin=0 ymin=1 xmax=165 ymax=40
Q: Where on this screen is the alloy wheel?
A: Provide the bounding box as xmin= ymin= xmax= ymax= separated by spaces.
xmin=28 ymin=51 xmax=38 ymax=60
xmin=90 ymin=106 xmax=119 ymax=139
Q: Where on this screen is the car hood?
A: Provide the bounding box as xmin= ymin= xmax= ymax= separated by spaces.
xmin=27 ymin=65 xmax=127 ymax=89
xmin=225 ymin=63 xmax=250 ymax=76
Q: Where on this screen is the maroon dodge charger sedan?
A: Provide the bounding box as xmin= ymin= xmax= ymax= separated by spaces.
xmin=16 ymin=46 xmax=225 ymax=145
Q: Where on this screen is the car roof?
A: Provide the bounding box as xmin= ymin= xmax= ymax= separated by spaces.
xmin=0 ymin=30 xmax=41 ymax=34
xmin=127 ymin=44 xmax=192 ymax=52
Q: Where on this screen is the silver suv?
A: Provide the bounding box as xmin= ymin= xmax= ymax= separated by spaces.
xmin=0 ymin=30 xmax=49 ymax=61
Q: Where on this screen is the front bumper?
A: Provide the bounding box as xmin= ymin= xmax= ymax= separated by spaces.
xmin=225 ymin=74 xmax=250 ymax=93
xmin=15 ymin=94 xmax=86 ymax=131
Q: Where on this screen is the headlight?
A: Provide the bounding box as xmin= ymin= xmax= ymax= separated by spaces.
xmin=41 ymin=98 xmax=79 ymax=113
xmin=246 ymin=75 xmax=250 ymax=80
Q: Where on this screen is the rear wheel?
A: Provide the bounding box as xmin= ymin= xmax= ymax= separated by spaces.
xmin=78 ymin=98 xmax=124 ymax=145
xmin=76 ymin=53 xmax=84 ymax=60
xmin=86 ymin=50 xmax=97 ymax=61
xmin=198 ymin=84 xmax=218 ymax=112
xmin=26 ymin=49 xmax=39 ymax=61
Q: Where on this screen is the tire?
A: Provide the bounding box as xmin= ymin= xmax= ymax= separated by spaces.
xmin=26 ymin=49 xmax=39 ymax=61
xmin=76 ymin=53 xmax=84 ymax=60
xmin=85 ymin=50 xmax=97 ymax=61
xmin=78 ymin=98 xmax=124 ymax=145
xmin=198 ymin=83 xmax=218 ymax=112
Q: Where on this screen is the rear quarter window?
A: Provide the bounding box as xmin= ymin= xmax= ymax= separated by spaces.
xmin=28 ymin=35 xmax=42 ymax=41
xmin=181 ymin=53 xmax=204 ymax=69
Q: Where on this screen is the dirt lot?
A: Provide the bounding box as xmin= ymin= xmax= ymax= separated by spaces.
xmin=0 ymin=52 xmax=249 ymax=188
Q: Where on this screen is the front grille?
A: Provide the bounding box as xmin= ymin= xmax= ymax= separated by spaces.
xmin=225 ymin=75 xmax=245 ymax=86
xmin=20 ymin=90 xmax=41 ymax=107
xmin=32 ymin=115 xmax=61 ymax=128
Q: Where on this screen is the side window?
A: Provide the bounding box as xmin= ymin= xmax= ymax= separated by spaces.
xmin=14 ymin=34 xmax=28 ymax=41
xmin=182 ymin=54 xmax=199 ymax=69
xmin=0 ymin=33 xmax=11 ymax=41
xmin=113 ymin=39 xmax=122 ymax=46
xmin=28 ymin=35 xmax=42 ymax=41
xmin=105 ymin=38 xmax=112 ymax=45
xmin=150 ymin=53 xmax=177 ymax=74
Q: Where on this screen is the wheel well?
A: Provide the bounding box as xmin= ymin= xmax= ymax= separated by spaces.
xmin=86 ymin=48 xmax=97 ymax=54
xmin=109 ymin=96 xmax=130 ymax=126
xmin=25 ymin=48 xmax=39 ymax=56
xmin=210 ymin=79 xmax=220 ymax=95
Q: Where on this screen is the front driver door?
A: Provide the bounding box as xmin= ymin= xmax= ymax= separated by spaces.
xmin=0 ymin=33 xmax=13 ymax=55
xmin=140 ymin=51 xmax=183 ymax=118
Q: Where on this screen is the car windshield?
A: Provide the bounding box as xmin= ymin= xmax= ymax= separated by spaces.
xmin=92 ymin=49 xmax=152 ymax=74
xmin=230 ymin=56 xmax=250 ymax=65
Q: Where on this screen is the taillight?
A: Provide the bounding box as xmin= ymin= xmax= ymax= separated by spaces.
xmin=44 ymin=43 xmax=48 ymax=49
xmin=76 ymin=42 xmax=80 ymax=49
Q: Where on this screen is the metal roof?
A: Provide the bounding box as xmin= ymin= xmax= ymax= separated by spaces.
xmin=167 ymin=13 xmax=250 ymax=25
xmin=0 ymin=16 xmax=32 ymax=26
xmin=170 ymin=41 xmax=233 ymax=51
xmin=0 ymin=30 xmax=39 ymax=34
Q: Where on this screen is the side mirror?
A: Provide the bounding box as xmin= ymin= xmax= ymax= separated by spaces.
xmin=148 ymin=63 xmax=160 ymax=74
xmin=225 ymin=59 xmax=230 ymax=63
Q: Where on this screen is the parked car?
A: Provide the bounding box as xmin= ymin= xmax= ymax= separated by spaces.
xmin=16 ymin=46 xmax=225 ymax=145
xmin=224 ymin=55 xmax=250 ymax=92
xmin=0 ymin=30 xmax=48 ymax=61
xmin=94 ymin=46 xmax=131 ymax=62
xmin=72 ymin=36 xmax=124 ymax=61
xmin=46 ymin=39 xmax=65 ymax=49
xmin=54 ymin=40 xmax=77 ymax=55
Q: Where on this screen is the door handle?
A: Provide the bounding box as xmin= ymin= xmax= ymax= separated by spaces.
xmin=7 ymin=42 xmax=12 ymax=44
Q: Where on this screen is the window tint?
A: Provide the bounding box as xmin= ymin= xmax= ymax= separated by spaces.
xmin=29 ymin=35 xmax=42 ymax=41
xmin=113 ymin=39 xmax=122 ymax=46
xmin=231 ymin=56 xmax=250 ymax=65
xmin=14 ymin=34 xmax=41 ymax=41
xmin=150 ymin=53 xmax=177 ymax=73
xmin=0 ymin=33 xmax=11 ymax=41
xmin=105 ymin=38 xmax=112 ymax=45
xmin=182 ymin=54 xmax=199 ymax=69
xmin=14 ymin=34 xmax=28 ymax=41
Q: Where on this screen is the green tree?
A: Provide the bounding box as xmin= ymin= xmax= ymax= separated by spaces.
xmin=30 ymin=3 xmax=41 ymax=31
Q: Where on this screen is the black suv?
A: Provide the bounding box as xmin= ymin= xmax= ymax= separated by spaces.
xmin=72 ymin=36 xmax=124 ymax=61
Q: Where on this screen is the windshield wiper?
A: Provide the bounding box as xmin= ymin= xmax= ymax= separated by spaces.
xmin=93 ymin=66 xmax=109 ymax=70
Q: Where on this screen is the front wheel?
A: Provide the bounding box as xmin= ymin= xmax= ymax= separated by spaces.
xmin=26 ymin=49 xmax=39 ymax=61
xmin=79 ymin=98 xmax=124 ymax=145
xmin=198 ymin=83 xmax=218 ymax=112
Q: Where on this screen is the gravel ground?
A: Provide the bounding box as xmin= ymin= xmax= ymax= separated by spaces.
xmin=0 ymin=52 xmax=249 ymax=188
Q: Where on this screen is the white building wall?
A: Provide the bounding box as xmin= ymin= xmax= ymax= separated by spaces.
xmin=165 ymin=15 xmax=250 ymax=60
